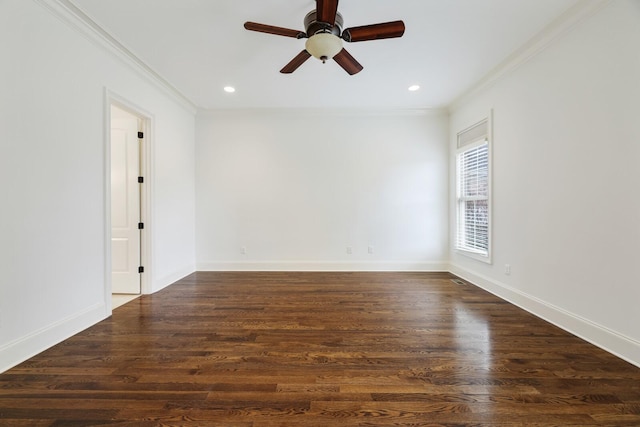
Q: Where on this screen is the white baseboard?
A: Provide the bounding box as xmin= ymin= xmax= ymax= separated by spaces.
xmin=197 ymin=260 xmax=449 ymax=272
xmin=0 ymin=302 xmax=107 ymax=374
xmin=449 ymin=263 xmax=640 ymax=369
xmin=152 ymin=265 xmax=196 ymax=293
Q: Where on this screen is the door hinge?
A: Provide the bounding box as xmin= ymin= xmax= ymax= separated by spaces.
xmin=138 ymin=131 xmax=144 ymax=139
xmin=138 ymin=222 xmax=144 ymax=230
xmin=138 ymin=266 xmax=144 ymax=273
xmin=138 ymin=176 xmax=144 ymax=183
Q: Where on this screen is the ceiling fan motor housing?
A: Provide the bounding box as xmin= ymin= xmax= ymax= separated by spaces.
xmin=304 ymin=10 xmax=344 ymax=36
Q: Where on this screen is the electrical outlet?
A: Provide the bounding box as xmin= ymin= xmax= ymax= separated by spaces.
xmin=505 ymin=264 xmax=511 ymax=275
xmin=368 ymin=245 xmax=374 ymax=254
xmin=346 ymin=246 xmax=352 ymax=255
xmin=241 ymin=246 xmax=247 ymax=255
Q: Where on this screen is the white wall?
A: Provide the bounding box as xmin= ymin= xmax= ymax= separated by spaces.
xmin=449 ymin=0 xmax=640 ymax=366
xmin=196 ymin=109 xmax=449 ymax=271
xmin=150 ymin=104 xmax=197 ymax=288
xmin=0 ymin=0 xmax=196 ymax=372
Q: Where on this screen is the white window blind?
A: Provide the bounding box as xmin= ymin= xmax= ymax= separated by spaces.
xmin=457 ymin=120 xmax=487 ymax=149
xmin=456 ymin=119 xmax=490 ymax=257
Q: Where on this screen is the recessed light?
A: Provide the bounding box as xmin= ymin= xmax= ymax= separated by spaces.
xmin=408 ymin=85 xmax=420 ymax=92
xmin=224 ymin=86 xmax=236 ymax=93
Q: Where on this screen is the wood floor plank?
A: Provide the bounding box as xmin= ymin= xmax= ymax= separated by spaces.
xmin=1 ymin=271 xmax=640 ymax=426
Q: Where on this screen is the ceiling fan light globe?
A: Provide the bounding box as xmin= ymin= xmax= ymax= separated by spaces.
xmin=305 ymin=33 xmax=343 ymax=61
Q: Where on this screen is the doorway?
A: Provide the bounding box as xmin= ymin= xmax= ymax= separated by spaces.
xmin=110 ymin=103 xmax=146 ymax=306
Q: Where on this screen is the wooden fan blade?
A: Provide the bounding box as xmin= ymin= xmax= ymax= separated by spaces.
xmin=244 ymin=22 xmax=306 ymax=39
xmin=342 ymin=20 xmax=405 ymax=42
xmin=333 ymin=48 xmax=363 ymax=75
xmin=280 ymin=50 xmax=312 ymax=73
xmin=317 ymin=0 xmax=339 ymax=25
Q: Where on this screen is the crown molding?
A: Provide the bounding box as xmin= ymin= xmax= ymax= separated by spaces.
xmin=33 ymin=0 xmax=197 ymax=114
xmin=448 ymin=0 xmax=612 ymax=113
xmin=197 ymin=107 xmax=449 ymax=118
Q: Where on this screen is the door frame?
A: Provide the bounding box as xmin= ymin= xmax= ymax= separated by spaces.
xmin=104 ymin=89 xmax=153 ymax=313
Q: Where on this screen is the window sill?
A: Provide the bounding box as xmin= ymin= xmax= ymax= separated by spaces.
xmin=455 ymin=248 xmax=492 ymax=264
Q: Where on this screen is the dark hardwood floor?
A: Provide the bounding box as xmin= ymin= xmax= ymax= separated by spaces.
xmin=1 ymin=272 xmax=639 ymax=426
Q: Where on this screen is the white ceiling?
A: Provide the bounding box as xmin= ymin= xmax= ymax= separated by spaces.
xmin=69 ymin=0 xmax=580 ymax=110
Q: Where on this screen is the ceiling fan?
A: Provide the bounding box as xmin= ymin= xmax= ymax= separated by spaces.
xmin=244 ymin=0 xmax=405 ymax=75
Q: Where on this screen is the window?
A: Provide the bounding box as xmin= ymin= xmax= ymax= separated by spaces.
xmin=456 ymin=117 xmax=491 ymax=261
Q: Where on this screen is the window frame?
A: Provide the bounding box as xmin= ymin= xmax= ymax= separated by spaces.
xmin=455 ymin=114 xmax=492 ymax=264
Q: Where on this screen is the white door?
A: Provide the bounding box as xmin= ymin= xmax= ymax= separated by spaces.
xmin=111 ymin=105 xmax=141 ymax=294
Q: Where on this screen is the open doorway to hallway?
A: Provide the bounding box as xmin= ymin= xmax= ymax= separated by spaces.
xmin=110 ymin=104 xmax=147 ymax=308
